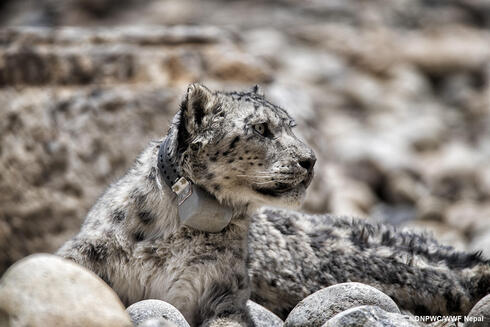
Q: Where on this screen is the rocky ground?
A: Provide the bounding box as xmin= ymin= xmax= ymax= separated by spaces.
xmin=1 ymin=0 xmax=490 ymax=326
xmin=1 ymin=254 xmax=489 ymax=326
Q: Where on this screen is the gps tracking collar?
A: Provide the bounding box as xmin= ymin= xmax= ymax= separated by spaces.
xmin=157 ymin=130 xmax=232 ymax=233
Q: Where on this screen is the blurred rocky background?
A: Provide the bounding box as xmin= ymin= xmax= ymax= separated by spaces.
xmin=1 ymin=0 xmax=490 ymax=275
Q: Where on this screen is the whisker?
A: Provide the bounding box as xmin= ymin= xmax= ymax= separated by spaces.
xmin=253 ymin=181 xmax=276 ymax=185
xmin=236 ymin=173 xmax=273 ymax=176
xmin=236 ymin=174 xmax=274 ymax=179
xmin=236 ymin=174 xmax=298 ymax=183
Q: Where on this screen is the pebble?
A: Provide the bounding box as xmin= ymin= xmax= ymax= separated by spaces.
xmin=138 ymin=317 xmax=178 ymax=327
xmin=284 ymin=282 xmax=400 ymax=327
xmin=126 ymin=299 xmax=190 ymax=327
xmin=247 ymin=300 xmax=283 ymax=327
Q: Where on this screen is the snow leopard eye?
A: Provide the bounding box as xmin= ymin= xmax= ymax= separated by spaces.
xmin=253 ymin=123 xmax=271 ymax=138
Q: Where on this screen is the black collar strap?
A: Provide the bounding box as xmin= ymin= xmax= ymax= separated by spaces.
xmin=156 ymin=113 xmax=232 ymax=233
xmin=157 ymin=135 xmax=180 ymax=189
xmin=157 ymin=135 xmax=193 ymax=206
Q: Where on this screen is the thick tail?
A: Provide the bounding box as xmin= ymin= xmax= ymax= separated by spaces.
xmin=248 ymin=208 xmax=490 ymax=319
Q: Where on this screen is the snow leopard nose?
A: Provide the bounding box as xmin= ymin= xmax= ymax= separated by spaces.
xmin=299 ymin=155 xmax=316 ymax=174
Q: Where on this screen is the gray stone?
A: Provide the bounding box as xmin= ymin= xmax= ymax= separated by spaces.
xmin=126 ymin=299 xmax=190 ymax=327
xmin=426 ymin=322 xmax=457 ymax=327
xmin=465 ymin=294 xmax=490 ymax=327
xmin=138 ymin=317 xmax=178 ymax=327
xmin=0 ymin=253 xmax=132 ymax=327
xmin=267 ymin=83 xmax=315 ymax=124
xmin=323 ymin=305 xmax=420 ymax=327
xmin=247 ymin=300 xmax=283 ymax=327
xmin=285 ymin=282 xmax=400 ymax=327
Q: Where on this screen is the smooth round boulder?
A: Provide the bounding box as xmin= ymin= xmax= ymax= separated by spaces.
xmin=284 ymin=282 xmax=400 ymax=327
xmin=126 ymin=300 xmax=190 ymax=327
xmin=138 ymin=317 xmax=178 ymax=327
xmin=247 ymin=300 xmax=283 ymax=327
xmin=465 ymin=294 xmax=490 ymax=327
xmin=0 ymin=253 xmax=132 ymax=327
xmin=323 ymin=305 xmax=419 ymax=327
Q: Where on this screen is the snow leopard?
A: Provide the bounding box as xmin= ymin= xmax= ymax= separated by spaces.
xmin=57 ymin=83 xmax=315 ymax=327
xmin=58 ymin=83 xmax=489 ymax=326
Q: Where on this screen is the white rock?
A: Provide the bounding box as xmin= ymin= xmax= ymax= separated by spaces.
xmin=247 ymin=300 xmax=283 ymax=327
xmin=0 ymin=253 xmax=132 ymax=327
xmin=323 ymin=305 xmax=420 ymax=327
xmin=126 ymin=299 xmax=190 ymax=327
xmin=445 ymin=202 xmax=490 ymax=237
xmin=138 ymin=317 xmax=178 ymax=327
xmin=465 ymin=294 xmax=490 ymax=327
xmin=284 ymin=282 xmax=400 ymax=327
xmin=266 ymin=83 xmax=315 ymax=123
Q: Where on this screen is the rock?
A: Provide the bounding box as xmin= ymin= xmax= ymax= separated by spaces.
xmin=280 ymin=49 xmax=346 ymax=85
xmin=126 ymin=299 xmax=190 ymax=327
xmin=338 ymin=73 xmax=385 ymax=110
xmin=465 ymin=294 xmax=490 ymax=327
xmin=0 ymin=253 xmax=132 ymax=327
xmin=323 ymin=163 xmax=376 ymax=217
xmin=204 ymin=46 xmax=273 ymax=83
xmin=322 ymin=305 xmax=420 ymax=327
xmin=400 ymin=28 xmax=490 ymax=74
xmin=470 ymin=230 xmax=490 ymax=260
xmin=370 ymin=203 xmax=417 ymax=226
xmin=0 ymin=85 xmax=175 ymax=275
xmin=427 ymin=322 xmax=457 ymax=327
xmin=284 ymin=282 xmax=400 ymax=327
xmin=0 ymin=25 xmax=229 ymax=47
xmin=266 ymin=83 xmax=315 ymax=124
xmin=0 ymin=44 xmax=137 ymax=86
xmin=478 ymin=166 xmax=490 ymax=199
xmin=242 ymin=28 xmax=288 ymax=62
xmin=138 ymin=318 xmax=178 ymax=327
xmin=445 ymin=202 xmax=490 ymax=237
xmin=247 ymin=300 xmax=283 ymax=327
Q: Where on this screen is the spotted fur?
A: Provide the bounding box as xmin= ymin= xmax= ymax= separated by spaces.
xmin=248 ymin=208 xmax=490 ymax=319
xmin=57 ymin=83 xmax=489 ymax=326
xmin=57 ymin=84 xmax=315 ymax=327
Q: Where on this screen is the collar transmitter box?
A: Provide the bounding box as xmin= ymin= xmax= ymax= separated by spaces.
xmin=158 ymin=136 xmax=232 ymax=233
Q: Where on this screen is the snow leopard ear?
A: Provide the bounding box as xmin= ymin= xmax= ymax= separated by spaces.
xmin=181 ymin=83 xmax=216 ymax=135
